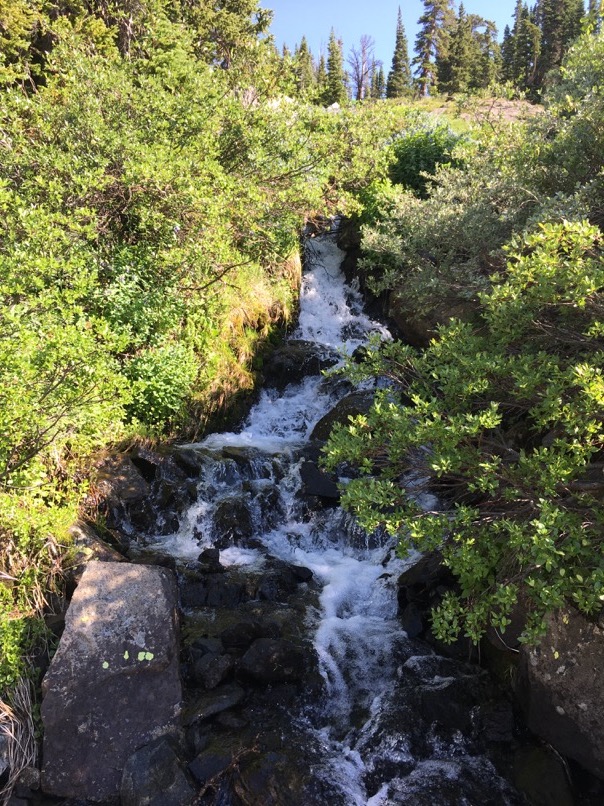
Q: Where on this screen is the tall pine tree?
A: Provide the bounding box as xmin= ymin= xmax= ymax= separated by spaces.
xmin=316 ymin=54 xmax=327 ymax=100
xmin=535 ymin=0 xmax=584 ymax=85
xmin=500 ymin=24 xmax=515 ymax=82
xmin=294 ymin=35 xmax=315 ymax=97
xmin=386 ymin=7 xmax=412 ymax=97
xmin=412 ymin=0 xmax=455 ymax=96
xmin=323 ymin=29 xmax=347 ymax=105
xmin=437 ymin=2 xmax=473 ymax=93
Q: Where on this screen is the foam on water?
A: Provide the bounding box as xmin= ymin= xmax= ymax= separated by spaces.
xmin=294 ymin=236 xmax=390 ymax=351
xmin=151 ymin=230 xmax=515 ymax=804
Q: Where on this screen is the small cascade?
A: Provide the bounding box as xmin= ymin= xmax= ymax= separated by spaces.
xmin=144 ymin=229 xmax=523 ymax=804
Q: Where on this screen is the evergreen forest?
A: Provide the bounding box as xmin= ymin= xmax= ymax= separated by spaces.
xmin=1 ymin=0 xmax=604 ymax=788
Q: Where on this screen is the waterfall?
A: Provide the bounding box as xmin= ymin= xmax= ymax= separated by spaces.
xmin=146 ymin=230 xmax=521 ymax=804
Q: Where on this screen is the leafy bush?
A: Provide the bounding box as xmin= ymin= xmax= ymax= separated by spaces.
xmin=125 ymin=344 xmax=199 ymax=428
xmin=325 ymin=221 xmax=604 ymax=644
xmin=388 ymin=119 xmax=464 ymax=197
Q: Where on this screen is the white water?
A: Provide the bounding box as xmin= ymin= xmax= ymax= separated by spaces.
xmin=149 ymin=232 xmax=517 ymax=804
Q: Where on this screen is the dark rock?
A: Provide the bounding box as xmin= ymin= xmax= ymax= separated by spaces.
xmin=517 ymin=605 xmax=604 ymax=778
xmin=197 ymin=548 xmax=225 ymax=573
xmin=216 ymin=711 xmax=249 ymax=729
xmin=171 ymin=448 xmax=205 ymax=479
xmin=212 ymin=499 xmax=254 ymax=548
xmin=185 ymin=684 xmax=246 ymax=724
xmin=193 ymin=653 xmax=235 ymax=689
xmin=400 ymin=602 xmax=424 ymax=639
xmin=299 ymin=460 xmax=340 ymax=501
xmin=188 ymin=636 xmax=224 ymax=659
xmin=220 ymin=621 xmax=265 ymax=650
xmin=40 ymin=562 xmax=181 ymax=801
xmin=126 ymin=546 xmax=178 ymax=570
xmin=381 ymin=758 xmax=523 ymax=805
xmin=388 ymin=293 xmax=481 ymax=349
xmin=480 ymin=701 xmax=515 ymax=743
xmin=256 ymin=563 xmax=302 ymax=603
xmin=513 ymin=746 xmax=574 ymax=806
xmin=263 ymin=340 xmax=339 ymax=390
xmin=188 ymin=750 xmax=232 ymax=786
xmin=180 ymin=575 xmax=247 ymax=609
xmin=121 ymin=737 xmax=195 ymax=806
xmin=309 ymin=391 xmax=375 ymax=443
xmin=95 ymin=454 xmax=157 ymax=533
xmin=291 ymin=565 xmax=313 ymax=583
xmin=233 ymin=749 xmax=344 ymax=806
xmin=240 ymin=638 xmax=306 ymax=684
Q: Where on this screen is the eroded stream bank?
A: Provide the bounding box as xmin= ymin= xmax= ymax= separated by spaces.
xmin=29 ymin=228 xmax=592 ymax=805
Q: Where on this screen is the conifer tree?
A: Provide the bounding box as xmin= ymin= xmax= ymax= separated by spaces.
xmin=501 ymin=24 xmax=515 ymax=82
xmin=535 ymin=0 xmax=583 ymax=84
xmin=412 ymin=0 xmax=455 ymax=96
xmin=471 ymin=17 xmax=500 ymax=89
xmin=370 ymin=64 xmax=386 ymax=98
xmin=509 ymin=1 xmax=541 ymax=91
xmin=316 ymin=53 xmax=327 ymax=99
xmin=323 ymin=29 xmax=347 ymax=105
xmin=438 ymin=2 xmax=473 ymax=94
xmin=295 ymin=35 xmax=315 ymax=96
xmin=386 ymin=7 xmax=412 ymax=98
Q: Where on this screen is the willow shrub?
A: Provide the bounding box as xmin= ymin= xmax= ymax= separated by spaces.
xmin=324 ymin=221 xmax=604 ymax=644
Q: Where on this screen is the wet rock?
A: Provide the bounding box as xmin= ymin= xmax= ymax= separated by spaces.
xmin=170 ymin=447 xmax=206 ymax=479
xmin=263 ymin=340 xmax=340 ymax=389
xmin=381 ymin=758 xmax=524 ymax=805
xmin=126 ymin=546 xmax=178 ymax=570
xmin=400 ymin=602 xmax=424 ymax=639
xmin=212 ymin=499 xmax=254 ymax=548
xmin=185 ymin=684 xmax=246 ymax=724
xmin=233 ymin=750 xmax=344 ymax=806
xmin=188 ymin=636 xmax=224 ymax=659
xmin=188 ymin=749 xmax=232 ymax=786
xmin=95 ymin=454 xmax=156 ymax=533
xmin=40 ymin=561 xmax=181 ymax=801
xmin=240 ymin=638 xmax=306 ymax=684
xmin=180 ymin=575 xmax=248 ymax=609
xmin=512 ymin=745 xmax=574 ymax=806
xmin=299 ymin=459 xmax=340 ymax=501
xmin=517 ymin=605 xmax=604 ymax=778
xmin=310 ymin=391 xmax=376 ymax=442
xmin=256 ymin=563 xmax=302 ymax=603
xmin=121 ymin=737 xmax=195 ymax=806
xmin=479 ymin=701 xmax=515 ymax=743
xmin=291 ymin=565 xmax=313 ymax=583
xmin=197 ymin=548 xmax=225 ymax=573
xmin=256 ymin=487 xmax=286 ymax=531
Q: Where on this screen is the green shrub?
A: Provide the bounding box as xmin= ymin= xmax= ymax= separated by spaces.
xmin=388 ymin=119 xmax=464 ymax=197
xmin=124 ymin=344 xmax=199 ymax=429
xmin=325 ymin=221 xmax=604 ymax=644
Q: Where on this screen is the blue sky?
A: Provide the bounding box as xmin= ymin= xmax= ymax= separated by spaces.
xmin=265 ymin=1 xmax=517 ymax=71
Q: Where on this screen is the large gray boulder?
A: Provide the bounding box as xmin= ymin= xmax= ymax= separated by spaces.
xmin=517 ymin=606 xmax=604 ymax=778
xmin=40 ymin=561 xmax=182 ymax=801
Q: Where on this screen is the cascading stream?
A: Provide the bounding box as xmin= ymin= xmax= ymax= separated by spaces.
xmin=149 ymin=230 xmax=521 ymax=804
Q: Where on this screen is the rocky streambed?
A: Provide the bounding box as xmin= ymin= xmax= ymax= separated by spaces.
xmin=15 ymin=229 xmax=603 ymax=806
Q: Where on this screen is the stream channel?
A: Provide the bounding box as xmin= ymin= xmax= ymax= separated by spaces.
xmin=143 ymin=228 xmax=524 ymax=804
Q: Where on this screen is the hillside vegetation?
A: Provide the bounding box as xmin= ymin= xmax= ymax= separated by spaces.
xmin=325 ymin=29 xmax=604 ymax=645
xmin=0 ymin=1 xmax=438 ymax=694
xmin=1 ymin=0 xmax=603 ymax=721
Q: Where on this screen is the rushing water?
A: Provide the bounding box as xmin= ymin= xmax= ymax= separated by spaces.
xmin=149 ymin=231 xmax=520 ymax=804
